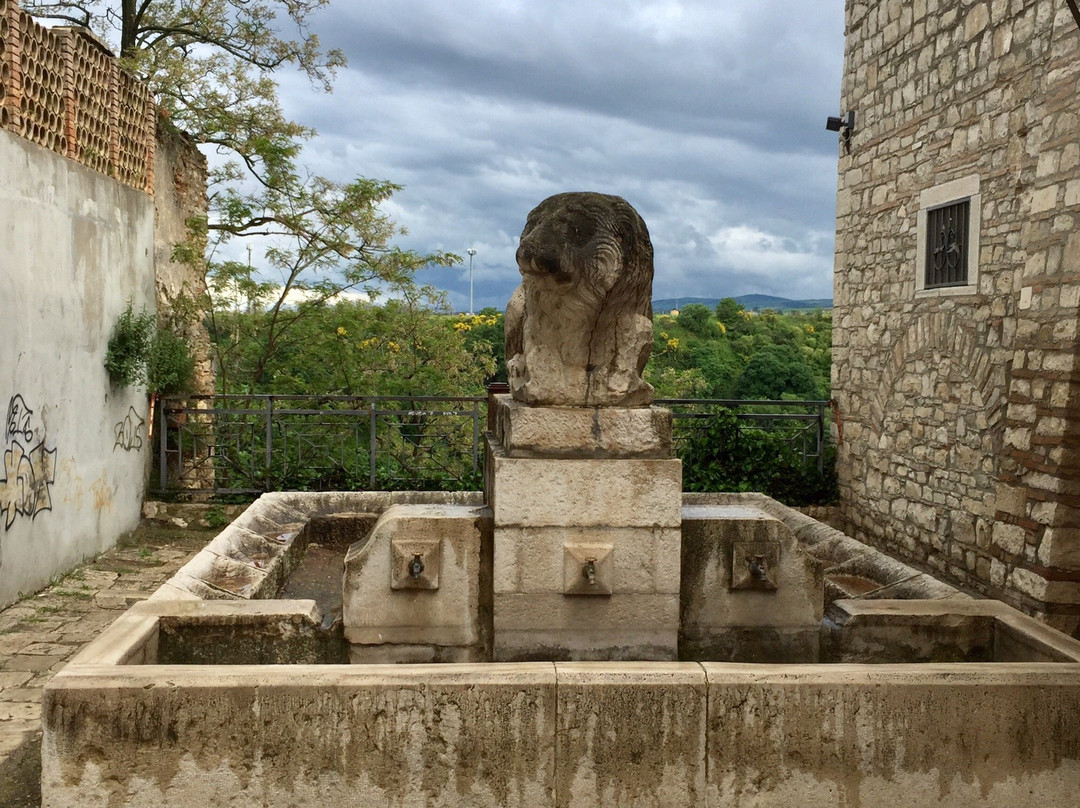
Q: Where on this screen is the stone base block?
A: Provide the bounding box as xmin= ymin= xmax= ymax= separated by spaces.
xmin=342 ymin=504 xmax=491 ymax=653
xmin=679 ymin=626 xmax=820 ymax=664
xmin=493 ymin=395 xmax=672 ymax=458
xmin=679 ymin=505 xmax=824 ymax=663
xmin=494 ymin=593 xmax=679 ymax=661
xmin=347 ymin=643 xmax=485 ymax=664
xmin=44 ymin=663 xmax=557 ymax=808
xmin=494 ymin=526 xmax=681 ymax=595
xmin=488 ymin=440 xmax=682 ymax=528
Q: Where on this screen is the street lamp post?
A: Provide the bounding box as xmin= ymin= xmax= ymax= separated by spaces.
xmin=467 ymin=248 xmax=477 ymax=315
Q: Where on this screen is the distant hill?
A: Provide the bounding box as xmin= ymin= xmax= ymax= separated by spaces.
xmin=652 ymin=295 xmax=833 ymax=313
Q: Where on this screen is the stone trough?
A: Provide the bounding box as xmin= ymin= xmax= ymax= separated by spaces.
xmin=41 ymin=489 xmax=1080 ymax=808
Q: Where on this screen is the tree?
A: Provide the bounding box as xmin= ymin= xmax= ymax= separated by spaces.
xmin=676 ymin=303 xmax=717 ymax=338
xmin=216 ymin=286 xmax=495 ymax=397
xmin=715 ymin=297 xmax=745 ymax=329
xmin=27 ymin=2 xmax=442 ymax=396
xmin=735 ymin=344 xmax=821 ymax=400
xmin=203 ymin=177 xmax=457 ymax=392
xmin=454 ymin=308 xmax=507 ymax=384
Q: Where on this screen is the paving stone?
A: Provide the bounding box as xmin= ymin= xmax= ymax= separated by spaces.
xmin=0 ymin=702 xmax=40 ymax=722
xmin=0 ymin=672 xmax=32 ymax=689
xmin=0 ymin=719 xmax=39 ymax=757
xmin=18 ymin=643 xmax=76 ymax=657
xmin=0 ymin=636 xmax=36 ymax=655
xmin=0 ymin=688 xmax=40 ymax=703
xmin=0 ymin=518 xmax=210 ymax=785
xmin=2 ymin=655 xmax=65 ymax=673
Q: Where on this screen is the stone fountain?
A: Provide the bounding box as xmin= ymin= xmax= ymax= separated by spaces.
xmin=41 ymin=194 xmax=1080 ymax=808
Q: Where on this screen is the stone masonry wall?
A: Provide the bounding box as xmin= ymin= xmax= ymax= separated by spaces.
xmin=834 ymin=0 xmax=1080 ymax=633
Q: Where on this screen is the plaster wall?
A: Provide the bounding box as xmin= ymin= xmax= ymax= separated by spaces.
xmin=0 ymin=127 xmax=154 ymax=606
xmin=833 ymin=0 xmax=1080 ymax=631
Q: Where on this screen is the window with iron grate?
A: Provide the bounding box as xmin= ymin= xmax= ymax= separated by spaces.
xmin=915 ymin=175 xmax=980 ymax=298
xmin=924 ymin=200 xmax=970 ymax=288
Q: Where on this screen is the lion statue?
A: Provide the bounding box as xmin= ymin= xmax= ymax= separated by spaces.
xmin=505 ymin=192 xmax=654 ymax=407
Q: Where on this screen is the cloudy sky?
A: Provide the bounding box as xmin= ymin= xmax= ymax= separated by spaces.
xmin=274 ymin=0 xmax=847 ymax=312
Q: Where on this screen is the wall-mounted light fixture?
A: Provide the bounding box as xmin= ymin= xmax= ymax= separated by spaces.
xmin=826 ymin=111 xmax=856 ymax=153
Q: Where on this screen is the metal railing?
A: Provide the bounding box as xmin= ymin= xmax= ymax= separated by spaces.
xmin=662 ymin=398 xmax=830 ymax=474
xmin=153 ymin=394 xmax=830 ymax=495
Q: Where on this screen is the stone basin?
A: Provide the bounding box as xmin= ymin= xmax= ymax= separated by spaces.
xmin=42 ymin=490 xmax=1080 ymax=807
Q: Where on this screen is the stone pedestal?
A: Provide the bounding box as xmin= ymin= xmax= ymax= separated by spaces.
xmin=488 ymin=395 xmax=682 ymax=661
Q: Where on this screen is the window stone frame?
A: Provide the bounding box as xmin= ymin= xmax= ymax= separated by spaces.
xmin=915 ymin=175 xmax=981 ymax=298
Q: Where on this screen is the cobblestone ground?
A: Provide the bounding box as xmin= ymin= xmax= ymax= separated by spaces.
xmin=0 ymin=522 xmax=214 ymax=808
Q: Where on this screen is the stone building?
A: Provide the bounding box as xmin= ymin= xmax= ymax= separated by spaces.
xmin=832 ymin=0 xmax=1080 ymax=633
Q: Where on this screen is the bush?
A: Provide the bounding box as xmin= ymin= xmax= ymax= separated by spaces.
xmin=106 ymin=300 xmax=195 ymax=394
xmin=680 ymin=406 xmax=837 ymax=505
xmin=148 ymin=328 xmax=196 ymax=396
xmin=105 ymin=302 xmax=155 ymax=387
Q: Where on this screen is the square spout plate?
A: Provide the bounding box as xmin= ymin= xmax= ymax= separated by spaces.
xmin=391 ymin=537 xmax=441 ymax=590
xmin=731 ymin=541 xmax=779 ymax=591
xmin=563 ymin=543 xmax=613 ymax=596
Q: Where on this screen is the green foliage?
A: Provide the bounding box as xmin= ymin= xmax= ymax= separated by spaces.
xmin=681 ymin=407 xmax=837 ymax=505
xmin=647 ymin=306 xmax=831 ymax=401
xmin=714 ymin=297 xmax=745 ymax=328
xmin=204 ymin=505 xmax=230 ymax=528
xmin=106 ymin=301 xmax=156 ymax=387
xmin=147 ymin=328 xmax=197 ymax=396
xmin=206 ymin=178 xmax=460 ymax=393
xmin=735 ymin=344 xmax=819 ymax=400
xmin=213 ymin=285 xmax=494 ymax=396
xmin=28 ymin=0 xmax=343 ymax=194
xmin=675 ymin=303 xmax=718 ymax=338
xmin=456 ymin=308 xmax=507 ymax=383
xmin=106 ymin=300 xmax=195 ymax=394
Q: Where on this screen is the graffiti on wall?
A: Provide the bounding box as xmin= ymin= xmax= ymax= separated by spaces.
xmin=0 ymin=395 xmax=57 ymax=530
xmin=113 ymin=406 xmax=145 ymax=452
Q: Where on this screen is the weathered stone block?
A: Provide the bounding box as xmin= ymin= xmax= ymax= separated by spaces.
xmin=494 ymin=526 xmax=680 ymax=595
xmin=679 ymin=506 xmax=823 ymax=663
xmin=554 ymin=663 xmax=706 ymax=808
xmin=489 ymin=442 xmax=682 ymax=528
xmin=342 ymin=504 xmax=490 ymax=654
xmin=704 ymin=663 xmax=1080 ymax=808
xmin=493 ymin=395 xmax=672 ymax=459
xmin=493 ymin=593 xmax=679 ymax=661
xmin=43 ymin=664 xmax=557 ymax=808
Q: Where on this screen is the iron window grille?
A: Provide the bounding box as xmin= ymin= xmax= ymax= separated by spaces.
xmin=925 ymin=200 xmax=970 ymax=288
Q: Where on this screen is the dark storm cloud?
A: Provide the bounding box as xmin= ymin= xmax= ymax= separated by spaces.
xmin=278 ymin=0 xmax=846 ymax=311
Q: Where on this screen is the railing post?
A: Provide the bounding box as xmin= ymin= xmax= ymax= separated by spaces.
xmin=816 ymin=402 xmax=825 ymax=475
xmin=265 ymin=396 xmax=274 ymax=472
xmin=369 ymin=402 xmax=377 ymax=489
xmin=472 ymin=399 xmax=480 ymax=471
xmin=158 ymin=395 xmax=167 ymax=492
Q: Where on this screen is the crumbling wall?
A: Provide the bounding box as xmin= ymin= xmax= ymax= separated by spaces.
xmin=153 ymin=121 xmax=212 ymax=395
xmin=0 ymin=126 xmax=155 ymax=607
xmin=833 ymin=0 xmax=1080 ymax=632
